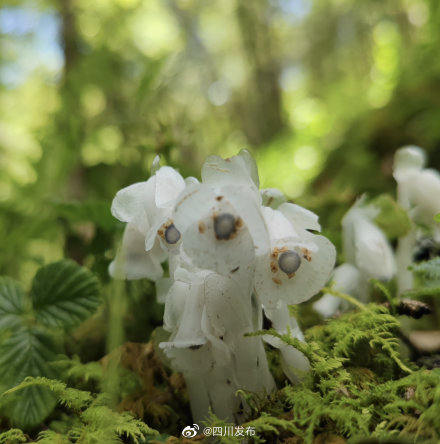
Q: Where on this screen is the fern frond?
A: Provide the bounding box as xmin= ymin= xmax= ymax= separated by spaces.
xmin=0 ymin=429 xmax=27 ymax=444
xmin=410 ymin=257 xmax=440 ymax=281
xmin=37 ymin=430 xmax=71 ymax=444
xmin=2 ymin=376 xmax=92 ymax=411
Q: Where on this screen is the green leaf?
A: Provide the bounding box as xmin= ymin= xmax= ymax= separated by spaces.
xmin=0 ymin=428 xmax=27 ymax=444
xmin=435 ymin=213 xmax=440 ymax=223
xmin=31 ymin=260 xmax=101 ymax=329
xmin=410 ymin=257 xmax=440 ymax=282
xmin=0 ymin=326 xmax=59 ymax=428
xmin=371 ymin=194 xmax=411 ymax=239
xmin=0 ymin=277 xmax=27 ymax=329
xmin=7 ymin=385 xmax=57 ymax=430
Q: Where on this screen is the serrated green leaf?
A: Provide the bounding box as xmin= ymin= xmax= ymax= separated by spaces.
xmin=0 ymin=327 xmax=58 ymax=388
xmin=31 ymin=260 xmax=101 ymax=329
xmin=371 ymin=194 xmax=411 ymax=239
xmin=0 ymin=326 xmax=59 ymax=428
xmin=7 ymin=385 xmax=57 ymax=430
xmin=0 ymin=277 xmax=27 ymax=329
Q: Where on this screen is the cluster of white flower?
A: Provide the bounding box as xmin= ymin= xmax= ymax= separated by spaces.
xmin=109 ymin=151 xmax=336 ymax=423
xmin=394 ymin=146 xmax=440 ymax=293
xmin=314 ymin=196 xmax=395 ymax=317
xmin=315 ymin=145 xmax=440 ymax=318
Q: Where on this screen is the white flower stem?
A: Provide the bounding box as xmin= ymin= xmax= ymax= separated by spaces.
xmin=396 ymin=227 xmax=416 ymax=295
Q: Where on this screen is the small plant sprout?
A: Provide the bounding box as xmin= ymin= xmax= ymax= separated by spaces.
xmin=314 ymin=196 xmax=395 ymax=318
xmin=394 ymin=146 xmax=440 ymax=293
xmin=110 ymin=151 xmax=336 ymax=423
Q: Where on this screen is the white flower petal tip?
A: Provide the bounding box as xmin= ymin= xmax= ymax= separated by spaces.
xmin=342 ymin=202 xmax=395 ymax=281
xmin=393 ymin=146 xmax=426 ymax=178
xmin=279 ymin=202 xmax=321 ymax=232
xmin=201 ymin=150 xmax=259 ymax=189
xmin=150 ymin=155 xmax=161 ymax=175
xmin=111 ymin=181 xmax=150 ymax=227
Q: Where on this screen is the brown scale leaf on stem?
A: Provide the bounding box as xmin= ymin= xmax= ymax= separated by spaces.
xmin=101 ymin=341 xmax=186 ymax=427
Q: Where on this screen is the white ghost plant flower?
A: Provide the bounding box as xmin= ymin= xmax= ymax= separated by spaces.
xmin=342 ymin=197 xmax=395 ymax=285
xmin=109 ymin=151 xmax=336 ymax=423
xmin=393 ymin=146 xmax=440 ymax=293
xmin=313 ymin=197 xmax=395 ymax=317
xmin=254 ymin=205 xmax=336 ymax=309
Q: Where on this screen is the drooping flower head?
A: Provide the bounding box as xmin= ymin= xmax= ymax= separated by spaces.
xmin=314 ymin=196 xmax=395 ymax=318
xmin=109 ymin=162 xmax=185 ymax=279
xmin=393 ymin=146 xmax=440 ymax=293
xmin=394 ymin=146 xmax=440 ymax=241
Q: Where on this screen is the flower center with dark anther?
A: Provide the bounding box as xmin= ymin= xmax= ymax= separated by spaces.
xmin=278 ymin=250 xmax=301 ymax=274
xmin=165 ymin=224 xmax=181 ymax=244
xmin=214 ymin=213 xmax=236 ymax=240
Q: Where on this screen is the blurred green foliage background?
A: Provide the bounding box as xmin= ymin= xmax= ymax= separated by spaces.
xmin=1 ymin=0 xmax=440 ymax=289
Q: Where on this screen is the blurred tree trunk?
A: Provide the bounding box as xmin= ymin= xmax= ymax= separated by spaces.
xmin=59 ymin=0 xmax=85 ymax=200
xmin=236 ymin=0 xmax=285 ymax=146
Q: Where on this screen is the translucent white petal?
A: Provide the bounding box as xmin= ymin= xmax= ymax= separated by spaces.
xmin=237 ymin=149 xmax=260 ymax=188
xmin=173 ymin=183 xmax=215 ymax=234
xmin=154 ymin=166 xmax=186 ymax=209
xmin=109 ymin=224 xmax=165 ymax=281
xmin=410 ymin=169 xmax=440 ymax=222
xmin=353 ymin=218 xmax=395 ymax=280
xmin=111 ymin=181 xmax=154 ymax=234
xmin=201 ymin=150 xmax=259 ymax=188
xmin=161 ymin=279 xmax=207 ymax=349
xmin=254 ymin=234 xmax=336 ymax=308
xmin=278 ymin=202 xmax=321 ymax=232
xmin=174 ymin=186 xmax=257 ymax=285
xmin=263 ymin=301 xmax=304 ymax=348
xmin=393 ymin=145 xmax=425 ymax=181
xmin=222 ymin=185 xmax=269 ymax=256
xmin=262 ymin=206 xmax=299 ymax=241
xmin=313 ymin=263 xmax=360 ymax=317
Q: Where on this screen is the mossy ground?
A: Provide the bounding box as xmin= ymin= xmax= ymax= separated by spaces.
xmin=2 ymin=295 xmax=439 ymax=444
